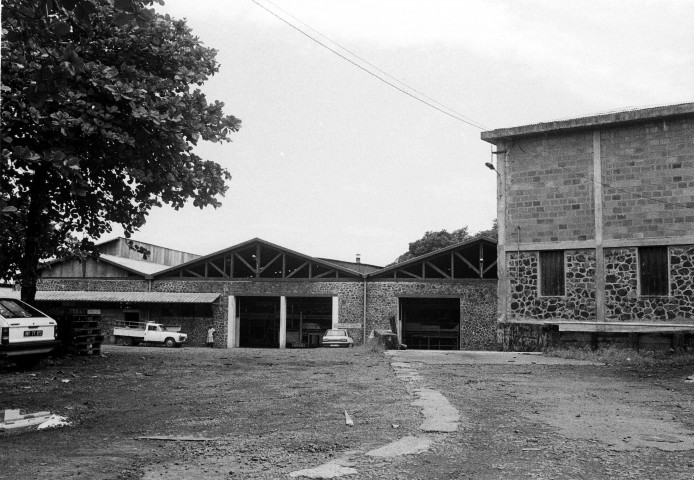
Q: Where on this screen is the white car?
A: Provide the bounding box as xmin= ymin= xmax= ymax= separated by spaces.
xmin=0 ymin=298 xmax=61 ymax=362
xmin=321 ymin=329 xmax=354 ymax=348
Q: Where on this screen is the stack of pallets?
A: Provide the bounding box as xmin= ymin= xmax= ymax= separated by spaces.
xmin=62 ymin=314 xmax=104 ymax=355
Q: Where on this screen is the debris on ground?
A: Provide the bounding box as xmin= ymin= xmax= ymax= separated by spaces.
xmin=344 ymin=410 xmax=354 ymax=427
xmin=37 ymin=415 xmax=71 ymax=430
xmin=1 ymin=409 xmax=70 ymax=430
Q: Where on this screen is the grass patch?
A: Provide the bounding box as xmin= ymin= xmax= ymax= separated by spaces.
xmin=546 ymin=345 xmax=694 ymax=367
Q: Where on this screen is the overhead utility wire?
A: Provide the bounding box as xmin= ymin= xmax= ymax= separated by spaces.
xmin=259 ymin=0 xmax=487 ymax=130
xmin=250 ymin=0 xmax=487 ymax=130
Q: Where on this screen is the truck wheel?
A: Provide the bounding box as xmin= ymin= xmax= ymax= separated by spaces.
xmin=164 ymin=337 xmax=176 ymax=348
xmin=124 ymin=337 xmax=134 ymax=346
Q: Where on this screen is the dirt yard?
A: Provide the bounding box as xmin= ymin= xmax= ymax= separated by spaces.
xmin=1 ymin=346 xmax=693 ymax=479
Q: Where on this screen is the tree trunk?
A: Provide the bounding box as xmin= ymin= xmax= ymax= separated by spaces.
xmin=20 ymin=164 xmax=50 ymax=304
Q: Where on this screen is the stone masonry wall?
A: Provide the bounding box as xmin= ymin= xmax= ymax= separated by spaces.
xmin=601 ymin=117 xmax=694 ymax=240
xmin=38 ymin=278 xmax=149 ymax=292
xmin=152 ymin=280 xmax=366 ymax=346
xmin=605 ymin=246 xmax=694 ymax=321
xmin=505 ymin=246 xmax=694 ymax=323
xmin=505 ymin=132 xmax=595 ymax=244
xmin=366 ymin=280 xmax=498 ymax=350
xmin=507 ymin=250 xmax=596 ymax=320
xmin=38 ymin=278 xmax=498 ymax=349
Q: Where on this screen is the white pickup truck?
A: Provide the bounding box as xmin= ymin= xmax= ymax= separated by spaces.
xmin=113 ymin=322 xmax=187 ymax=348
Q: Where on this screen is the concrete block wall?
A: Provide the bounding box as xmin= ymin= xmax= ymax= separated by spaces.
xmin=505 ymin=132 xmax=595 ymax=244
xmin=601 ymin=117 xmax=694 ymax=240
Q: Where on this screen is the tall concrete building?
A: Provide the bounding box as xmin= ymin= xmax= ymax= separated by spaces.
xmin=482 ymin=103 xmax=694 ymax=350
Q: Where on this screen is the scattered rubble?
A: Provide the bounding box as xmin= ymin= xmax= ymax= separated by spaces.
xmin=1 ymin=409 xmax=71 ymax=430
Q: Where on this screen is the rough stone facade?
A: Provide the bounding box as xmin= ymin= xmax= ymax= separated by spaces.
xmin=502 ymin=246 xmax=694 ymax=346
xmin=506 ymin=250 xmax=596 ymax=320
xmin=366 ymin=280 xmax=498 ymax=351
xmin=38 ymin=278 xmax=150 ymax=292
xmin=36 ymin=277 xmax=498 ymax=350
xmin=153 ymin=279 xmax=366 ymax=346
xmin=605 ymin=246 xmax=694 ymax=322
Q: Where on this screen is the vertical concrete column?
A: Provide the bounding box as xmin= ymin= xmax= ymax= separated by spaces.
xmin=593 ymin=130 xmax=606 ymax=323
xmin=497 ymin=145 xmax=509 ymax=323
xmin=227 ymin=295 xmax=237 ymax=348
xmin=332 ymin=296 xmax=339 ymax=328
xmin=279 ymin=296 xmax=287 ymax=349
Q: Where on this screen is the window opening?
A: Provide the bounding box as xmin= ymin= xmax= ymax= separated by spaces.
xmin=540 ymin=250 xmax=565 ymax=296
xmin=639 ymin=246 xmax=668 ymax=296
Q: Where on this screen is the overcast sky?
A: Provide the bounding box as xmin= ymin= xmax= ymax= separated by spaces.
xmin=105 ymin=0 xmax=694 ymax=266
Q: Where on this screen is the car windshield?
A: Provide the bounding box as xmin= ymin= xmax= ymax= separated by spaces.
xmin=325 ymin=330 xmax=346 ymax=336
xmin=0 ymin=299 xmax=46 ymax=319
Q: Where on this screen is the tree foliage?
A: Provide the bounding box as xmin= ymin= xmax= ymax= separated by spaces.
xmin=393 ymin=220 xmax=498 ymax=264
xmin=1 ymin=0 xmax=241 ymax=301
xmin=394 ymin=227 xmax=470 ymax=264
xmin=476 ymin=218 xmax=498 ymax=240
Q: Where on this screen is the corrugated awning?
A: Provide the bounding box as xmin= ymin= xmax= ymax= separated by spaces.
xmin=7 ymin=291 xmax=221 ymax=304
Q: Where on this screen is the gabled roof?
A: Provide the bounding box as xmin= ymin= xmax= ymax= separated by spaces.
xmin=41 ymin=236 xmax=199 ymax=279
xmin=367 ymin=235 xmax=498 ymax=280
xmin=154 ymin=238 xmax=364 ymax=280
xmin=317 ymin=258 xmax=383 ymax=275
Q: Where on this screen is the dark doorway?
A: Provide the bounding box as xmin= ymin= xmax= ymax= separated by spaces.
xmin=286 ymin=297 xmax=332 ymax=347
xmin=400 ymin=297 xmax=460 ymax=350
xmin=238 ymin=296 xmax=281 ymax=348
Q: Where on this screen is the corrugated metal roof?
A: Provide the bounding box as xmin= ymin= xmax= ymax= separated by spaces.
xmin=4 ymin=291 xmax=220 ymax=304
xmin=317 ymin=258 xmax=382 ymax=275
xmin=99 ymin=254 xmax=172 ymax=275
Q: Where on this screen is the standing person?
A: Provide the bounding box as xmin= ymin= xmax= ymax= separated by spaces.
xmin=206 ymin=325 xmax=216 ymax=348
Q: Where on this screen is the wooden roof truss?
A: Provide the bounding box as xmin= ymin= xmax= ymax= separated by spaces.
xmin=170 ymin=242 xmax=359 ymax=280
xmin=374 ymin=240 xmax=497 ymax=280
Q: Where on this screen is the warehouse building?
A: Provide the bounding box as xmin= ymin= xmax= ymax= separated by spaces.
xmin=32 ymin=236 xmax=498 ymax=350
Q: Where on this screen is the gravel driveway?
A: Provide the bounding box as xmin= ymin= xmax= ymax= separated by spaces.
xmin=1 ymin=346 xmax=693 ymax=479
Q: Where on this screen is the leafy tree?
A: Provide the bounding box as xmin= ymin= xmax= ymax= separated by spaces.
xmin=392 ymin=220 xmax=498 ymax=264
xmin=394 ymin=227 xmax=470 ymax=263
xmin=476 ymin=218 xmax=498 ymax=239
xmin=1 ymin=0 xmax=241 ymax=302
